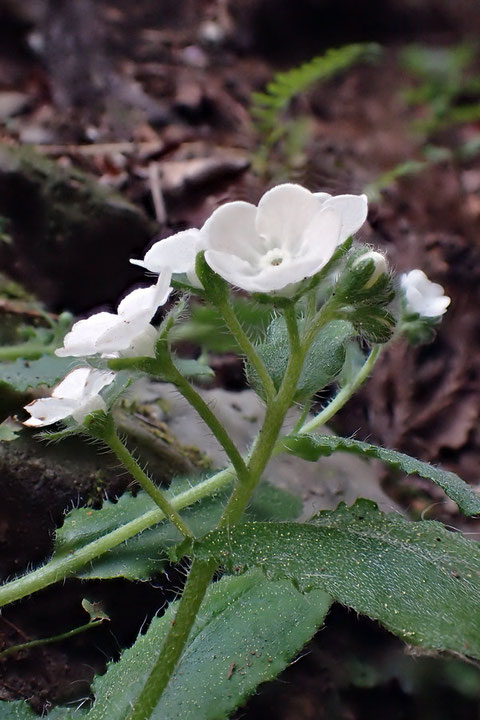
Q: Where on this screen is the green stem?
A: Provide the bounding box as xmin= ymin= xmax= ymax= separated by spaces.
xmin=219 ymin=305 xmax=305 ymax=527
xmin=0 ymin=343 xmax=56 ymax=361
xmin=125 ymin=557 xmax=218 ymax=720
xmin=106 ymin=430 xmax=193 ymax=538
xmin=217 ymin=296 xmax=276 ymax=402
xmin=298 ymin=344 xmax=382 ymax=435
xmin=0 ymin=466 xmax=235 ymax=609
xmin=0 ymin=619 xmax=104 ymax=660
xmin=166 ymin=363 xmax=249 ymax=484
xmin=125 ymin=305 xmax=305 ymax=718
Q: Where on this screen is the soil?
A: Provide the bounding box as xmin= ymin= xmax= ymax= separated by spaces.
xmin=1 ymin=0 xmax=480 ymax=717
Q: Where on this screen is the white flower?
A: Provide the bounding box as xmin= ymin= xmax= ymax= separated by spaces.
xmin=56 ymin=270 xmax=172 ymax=358
xmin=352 ymin=250 xmax=388 ymax=288
xmin=23 ymin=367 xmax=115 ymax=427
xmin=203 ymin=184 xmax=368 ymax=293
xmin=130 ymin=184 xmax=368 ymax=295
xmin=400 ymin=269 xmax=451 ymax=317
xmin=130 ymin=230 xmax=206 ymax=288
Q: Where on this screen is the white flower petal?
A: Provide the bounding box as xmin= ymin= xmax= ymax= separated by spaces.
xmin=23 ymin=397 xmax=77 ymax=427
xmin=256 ymin=184 xmax=319 ymax=252
xmin=83 ymin=369 xmax=116 ymax=396
xmin=298 ymin=208 xmax=341 ymax=265
xmin=55 ymin=313 xmax=120 ymax=357
xmin=117 ymin=271 xmax=172 ymax=322
xmin=120 ymin=324 xmax=158 ymax=358
xmin=313 ymin=192 xmax=332 ymax=205
xmin=52 ymin=366 xmax=91 ymax=400
xmin=130 ymin=230 xmax=203 ymax=274
xmin=322 ymin=193 xmax=368 ymax=243
xmin=71 ymin=395 xmax=107 ymax=423
xmin=204 ymin=250 xmax=259 ymax=288
xmin=203 ymin=201 xmax=262 ymax=263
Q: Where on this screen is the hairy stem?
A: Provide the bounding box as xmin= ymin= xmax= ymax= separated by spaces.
xmin=0 ymin=467 xmax=235 ymax=608
xmin=124 ymin=307 xmax=305 ymax=718
xmin=106 ymin=430 xmax=193 ymax=538
xmin=299 ymin=344 xmax=382 ymax=434
xmin=167 ymin=363 xmax=249 ymax=484
xmin=217 ymin=296 xmax=276 ymax=401
xmin=125 ymin=557 xmax=218 ymax=720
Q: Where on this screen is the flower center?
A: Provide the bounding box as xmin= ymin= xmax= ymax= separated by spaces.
xmin=261 ymin=248 xmax=289 ymax=268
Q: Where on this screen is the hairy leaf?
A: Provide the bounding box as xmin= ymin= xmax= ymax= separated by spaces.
xmin=55 ymin=479 xmax=301 ymax=580
xmin=0 ymin=354 xmax=82 ymax=393
xmin=87 ymin=570 xmax=331 ymax=720
xmin=284 ymin=434 xmax=480 ymax=516
xmin=194 ymin=500 xmax=480 ymax=659
xmin=249 ymin=318 xmax=354 ymax=401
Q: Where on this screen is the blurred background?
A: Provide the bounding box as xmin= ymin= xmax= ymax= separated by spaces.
xmin=1 ymin=1 xmax=480 ymax=717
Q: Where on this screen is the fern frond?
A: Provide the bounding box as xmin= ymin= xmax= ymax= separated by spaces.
xmin=251 ymin=43 xmax=381 ymax=149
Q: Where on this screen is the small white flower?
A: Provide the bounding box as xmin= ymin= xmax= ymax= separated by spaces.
xmin=130 ymin=230 xmax=206 ymax=288
xmin=23 ymin=367 xmax=115 ymax=427
xmin=56 ymin=270 xmax=172 ymax=358
xmin=203 ymin=184 xmax=368 ymax=293
xmin=352 ymin=250 xmax=388 ymax=288
xmin=400 ymin=269 xmax=451 ymax=317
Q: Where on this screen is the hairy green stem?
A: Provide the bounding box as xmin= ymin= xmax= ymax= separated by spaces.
xmin=106 ymin=430 xmax=193 ymax=538
xmin=166 ymin=363 xmax=249 ymax=484
xmin=124 ymin=307 xmax=306 ymax=718
xmin=125 ymin=557 xmax=218 ymax=720
xmin=299 ymin=344 xmax=382 ymax=434
xmin=219 ymin=306 xmax=305 ymax=527
xmin=0 ymin=337 xmax=381 ymax=612
xmin=0 ymin=619 xmax=104 ymax=660
xmin=217 ymin=296 xmax=276 ymax=402
xmin=0 ymin=467 xmax=235 ymax=608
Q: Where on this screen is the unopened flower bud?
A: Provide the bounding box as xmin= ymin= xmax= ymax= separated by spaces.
xmin=352 ymin=251 xmax=388 ymax=289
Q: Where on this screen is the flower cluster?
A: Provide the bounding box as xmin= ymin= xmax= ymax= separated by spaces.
xmin=131 ymin=184 xmax=368 ymax=294
xmin=22 ymin=182 xmax=451 ymax=429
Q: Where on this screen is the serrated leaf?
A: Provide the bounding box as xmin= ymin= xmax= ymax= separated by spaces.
xmin=283 ymin=434 xmax=480 ymax=516
xmin=87 ymin=570 xmax=331 ymax=720
xmin=194 ymin=500 xmax=480 ymax=659
xmin=249 ymin=318 xmax=354 ymax=401
xmin=0 ymin=354 xmax=82 ymax=393
xmin=55 ymin=479 xmax=301 ymax=581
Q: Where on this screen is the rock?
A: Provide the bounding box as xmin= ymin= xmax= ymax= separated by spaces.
xmin=0 ymin=144 xmax=156 ymax=312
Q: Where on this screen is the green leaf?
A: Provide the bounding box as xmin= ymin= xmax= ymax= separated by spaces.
xmin=194 ymin=500 xmax=480 ymax=659
xmin=283 ymin=434 xmax=480 ymax=517
xmin=249 ymin=318 xmax=354 ymax=401
xmin=55 ymin=479 xmax=301 ymax=581
xmin=0 ymin=354 xmax=82 ymax=393
xmin=0 ymin=702 xmax=79 ymax=718
xmin=87 ymin=570 xmax=331 ymax=720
